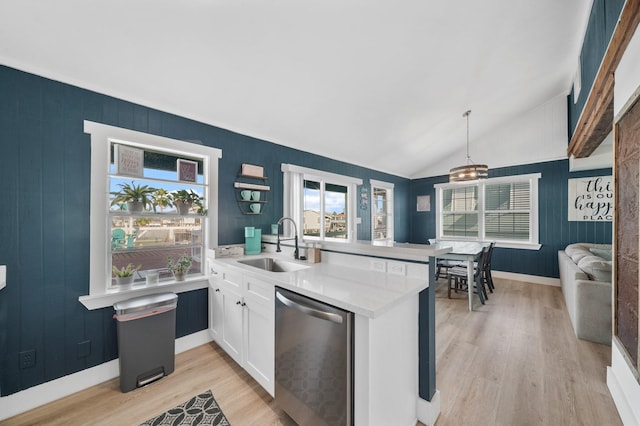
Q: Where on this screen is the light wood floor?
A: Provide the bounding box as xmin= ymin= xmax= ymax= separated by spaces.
xmin=3 ymin=278 xmax=621 ymax=425
xmin=2 ymin=343 xmax=295 ymax=426
xmin=434 ymin=277 xmax=621 ymax=426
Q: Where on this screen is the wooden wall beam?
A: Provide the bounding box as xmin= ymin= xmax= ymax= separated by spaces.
xmin=568 ymin=0 xmax=640 ymax=158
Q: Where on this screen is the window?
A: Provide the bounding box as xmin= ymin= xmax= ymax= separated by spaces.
xmin=81 ymin=121 xmax=221 ymax=309
xmin=109 ymin=146 xmax=206 ymax=286
xmin=370 ymin=179 xmax=394 ymax=243
xmin=282 ymin=164 xmax=362 ymax=243
xmin=441 ymin=186 xmax=478 ymax=238
xmin=435 ymin=173 xmax=541 ymax=249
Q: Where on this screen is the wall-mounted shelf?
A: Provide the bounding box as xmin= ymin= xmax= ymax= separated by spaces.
xmin=233 ymin=182 xmax=270 ymax=191
xmin=235 ymin=168 xmax=269 ymax=215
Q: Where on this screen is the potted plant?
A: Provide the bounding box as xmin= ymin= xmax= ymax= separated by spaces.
xmin=110 ymin=181 xmax=157 ymax=213
xmin=112 ymin=263 xmax=141 ymax=285
xmin=167 ymin=254 xmax=193 ymax=281
xmin=151 ymin=188 xmax=172 ymax=213
xmin=171 ymin=189 xmax=203 ymax=215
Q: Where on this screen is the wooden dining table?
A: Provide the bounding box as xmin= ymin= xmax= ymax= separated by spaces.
xmin=432 ymin=240 xmax=490 ymax=311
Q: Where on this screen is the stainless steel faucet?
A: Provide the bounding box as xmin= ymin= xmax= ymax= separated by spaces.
xmin=276 ymin=217 xmax=299 ymax=260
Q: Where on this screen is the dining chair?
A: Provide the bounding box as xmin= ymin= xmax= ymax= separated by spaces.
xmin=483 ymin=242 xmax=495 ymax=293
xmin=428 ymin=238 xmax=465 ymax=279
xmin=446 ymin=245 xmax=492 ymax=303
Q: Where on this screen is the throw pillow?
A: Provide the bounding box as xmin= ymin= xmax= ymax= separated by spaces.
xmin=577 ymin=255 xmax=612 ymax=281
xmin=589 ymin=247 xmax=612 ymax=261
xmin=566 ymin=246 xmax=592 ymax=263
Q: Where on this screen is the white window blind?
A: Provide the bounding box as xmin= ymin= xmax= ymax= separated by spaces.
xmin=484 ymin=182 xmax=531 ymax=241
xmin=442 ymin=186 xmax=478 ymax=238
xmin=435 ymin=173 xmax=541 ymax=249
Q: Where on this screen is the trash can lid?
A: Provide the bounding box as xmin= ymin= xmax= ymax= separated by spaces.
xmin=113 ymin=292 xmax=178 ymax=316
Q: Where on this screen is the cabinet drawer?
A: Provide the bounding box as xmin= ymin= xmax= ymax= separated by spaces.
xmin=222 ymin=269 xmax=244 ymax=292
xmin=244 ymin=276 xmax=274 ymax=305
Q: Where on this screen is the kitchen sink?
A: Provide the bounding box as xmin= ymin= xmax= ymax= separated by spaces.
xmin=237 ymin=257 xmax=309 ymax=273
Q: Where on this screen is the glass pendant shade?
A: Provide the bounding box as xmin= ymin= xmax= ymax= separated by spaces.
xmin=449 ymin=110 xmax=488 ymax=183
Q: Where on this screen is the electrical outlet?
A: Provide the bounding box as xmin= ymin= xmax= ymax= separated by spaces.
xmin=387 ymin=261 xmax=407 ymax=276
xmin=370 ymin=260 xmax=386 ymax=272
xmin=77 ymin=340 xmax=91 ymax=358
xmin=19 ymin=349 xmax=36 ymax=369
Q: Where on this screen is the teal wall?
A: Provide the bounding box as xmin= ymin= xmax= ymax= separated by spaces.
xmin=0 ymin=60 xmax=614 ymax=399
xmin=568 ymin=0 xmax=624 ymax=136
xmin=0 ymin=65 xmax=409 ymax=396
xmin=409 ymin=159 xmax=612 ymax=278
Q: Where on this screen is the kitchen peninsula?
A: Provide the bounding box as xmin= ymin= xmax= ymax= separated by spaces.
xmin=207 ymin=240 xmax=450 ymax=426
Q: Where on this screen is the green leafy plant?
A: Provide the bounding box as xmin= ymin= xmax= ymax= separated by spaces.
xmin=112 ymin=263 xmax=141 ymax=277
xmin=110 ymin=181 xmax=158 ymax=211
xmin=151 ymin=188 xmax=172 ymax=213
xmin=170 ymin=189 xmax=205 ymax=215
xmin=166 ymin=254 xmax=193 ymax=274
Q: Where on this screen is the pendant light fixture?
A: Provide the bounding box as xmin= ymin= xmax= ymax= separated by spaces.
xmin=449 ymin=110 xmax=488 ymax=183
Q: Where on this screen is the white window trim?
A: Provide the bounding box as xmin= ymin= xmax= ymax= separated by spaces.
xmin=79 ymin=121 xmax=221 ymax=309
xmin=281 ymin=163 xmax=362 ymax=243
xmin=370 ymin=179 xmax=394 ymax=243
xmin=435 ymin=173 xmax=542 ymax=250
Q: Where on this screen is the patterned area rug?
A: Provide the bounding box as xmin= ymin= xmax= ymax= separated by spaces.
xmin=140 ymin=390 xmax=230 ymax=426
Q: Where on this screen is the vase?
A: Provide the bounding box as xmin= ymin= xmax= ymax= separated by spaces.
xmin=175 ymin=200 xmax=192 ymax=215
xmin=127 ymin=201 xmax=143 ymax=213
xmin=173 ymin=271 xmax=185 ymax=281
xmin=116 ymin=275 xmax=134 ymax=286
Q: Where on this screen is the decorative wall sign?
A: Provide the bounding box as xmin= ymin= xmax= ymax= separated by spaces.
xmin=114 ymin=144 xmax=143 ymax=177
xmin=568 ymin=175 xmax=613 ymax=221
xmin=360 ymin=187 xmax=369 ymax=210
xmin=177 ymin=159 xmax=198 ymax=183
xmin=417 ymin=195 xmax=431 ymax=212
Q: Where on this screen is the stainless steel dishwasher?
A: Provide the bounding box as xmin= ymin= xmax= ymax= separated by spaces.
xmin=275 ymin=287 xmax=353 ymax=426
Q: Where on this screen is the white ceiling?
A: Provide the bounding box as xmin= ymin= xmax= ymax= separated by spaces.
xmin=0 ymin=0 xmax=591 ymax=178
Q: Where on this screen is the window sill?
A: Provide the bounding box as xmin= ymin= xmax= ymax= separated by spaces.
xmin=78 ymin=275 xmax=209 ymax=310
xmin=436 ymin=238 xmax=541 ymax=251
xmin=495 ymin=242 xmax=541 ymax=250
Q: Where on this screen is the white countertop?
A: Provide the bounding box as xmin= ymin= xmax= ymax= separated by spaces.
xmin=212 ymin=249 xmax=437 ymax=318
xmin=260 ymin=235 xmax=452 ymax=262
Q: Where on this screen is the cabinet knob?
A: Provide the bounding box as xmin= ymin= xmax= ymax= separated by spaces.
xmin=236 ymin=301 xmax=242 ymax=305
xmin=241 ymin=302 xmax=246 ymax=307
xmin=215 ymin=288 xmax=220 ymax=292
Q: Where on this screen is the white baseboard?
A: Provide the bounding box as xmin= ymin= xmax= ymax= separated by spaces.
xmin=0 ymin=330 xmax=213 ymax=421
xmin=416 ymin=390 xmax=441 ymax=426
xmin=492 ymin=270 xmax=561 ymax=287
xmin=607 ymin=341 xmax=640 ymax=426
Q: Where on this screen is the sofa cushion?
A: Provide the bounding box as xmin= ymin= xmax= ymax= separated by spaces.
xmin=577 ymin=255 xmax=612 ymax=281
xmin=589 ymin=247 xmax=612 ymax=261
xmin=565 ymin=246 xmax=593 ymax=263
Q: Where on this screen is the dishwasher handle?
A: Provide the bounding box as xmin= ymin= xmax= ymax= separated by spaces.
xmin=276 ymin=291 xmax=344 ymax=324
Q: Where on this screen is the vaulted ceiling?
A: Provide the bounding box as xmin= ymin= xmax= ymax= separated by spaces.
xmin=0 ymin=0 xmax=591 ymax=178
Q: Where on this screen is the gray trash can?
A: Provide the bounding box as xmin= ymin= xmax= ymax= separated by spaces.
xmin=113 ymin=292 xmax=178 ymax=392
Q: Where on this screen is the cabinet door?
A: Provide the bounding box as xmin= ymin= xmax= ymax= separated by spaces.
xmin=220 ymin=284 xmax=244 ymax=365
xmin=243 ymin=282 xmax=275 ymax=396
xmin=208 ymin=280 xmax=224 ymax=342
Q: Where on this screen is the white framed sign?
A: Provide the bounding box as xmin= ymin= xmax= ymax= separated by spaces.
xmin=568 ymin=176 xmax=613 ymax=221
xmin=177 ymin=159 xmax=198 ymax=183
xmin=417 ymin=195 xmax=431 ymax=212
xmin=114 ymin=144 xmax=143 ymax=177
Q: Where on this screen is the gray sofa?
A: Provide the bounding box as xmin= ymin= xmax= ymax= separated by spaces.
xmin=557 ymin=243 xmax=612 ymax=345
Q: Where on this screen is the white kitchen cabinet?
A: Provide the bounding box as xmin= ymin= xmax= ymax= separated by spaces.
xmin=219 ymin=282 xmax=244 ymax=365
xmin=243 ymin=275 xmax=275 ymax=395
xmin=208 ymin=263 xmax=275 ymax=396
xmin=208 ymin=284 xmax=223 ymax=342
